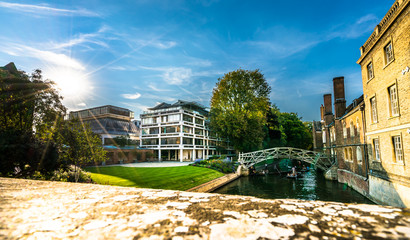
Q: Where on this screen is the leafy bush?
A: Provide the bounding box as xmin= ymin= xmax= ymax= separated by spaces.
xmin=190 ymin=157 xmax=238 ymax=173
xmin=24 ymin=165 xmax=92 ymax=183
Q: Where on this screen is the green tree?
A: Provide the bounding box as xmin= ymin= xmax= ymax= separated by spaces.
xmin=210 ymin=69 xmax=271 ymax=152
xmin=279 ymin=112 xmax=313 ymax=150
xmin=263 ymin=104 xmax=286 ymax=148
xmin=0 ymin=64 xmax=66 ymax=176
xmin=57 ymin=119 xmax=106 ymax=182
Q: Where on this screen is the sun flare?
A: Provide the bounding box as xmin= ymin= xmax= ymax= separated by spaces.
xmin=47 ymin=68 xmax=91 ymax=99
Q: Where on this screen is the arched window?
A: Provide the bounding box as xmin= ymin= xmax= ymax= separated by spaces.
xmin=356 ymin=118 xmax=360 ymax=138
xmin=349 ymin=147 xmax=353 ymax=161
xmin=350 ymin=121 xmax=355 ymax=137
xmin=322 ymin=131 xmax=326 ymax=143
xmin=343 ymin=122 xmax=347 ymax=139
xmin=332 ymin=128 xmax=336 ymax=142
xmin=356 ymin=147 xmax=362 ymax=164
xmin=344 ymin=148 xmax=348 ymax=160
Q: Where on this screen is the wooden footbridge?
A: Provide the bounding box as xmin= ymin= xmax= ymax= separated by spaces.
xmin=238 ymin=147 xmax=336 ymax=172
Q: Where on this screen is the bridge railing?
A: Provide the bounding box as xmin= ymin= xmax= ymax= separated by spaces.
xmin=238 ymin=147 xmax=336 ymax=172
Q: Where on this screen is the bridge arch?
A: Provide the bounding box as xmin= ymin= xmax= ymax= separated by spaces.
xmin=238 ymin=147 xmax=336 ymax=172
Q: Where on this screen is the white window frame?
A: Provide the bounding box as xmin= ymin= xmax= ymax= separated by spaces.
xmin=343 ymin=122 xmax=347 ymax=139
xmin=373 ymin=138 xmax=381 ymax=162
xmin=356 ymin=147 xmax=362 ymax=164
xmin=388 ymin=84 xmax=399 ymax=117
xmin=384 ymin=42 xmax=394 ymax=64
xmin=350 ymin=120 xmax=355 ymax=137
xmin=392 ymin=135 xmax=404 ymax=164
xmin=370 ymin=97 xmax=378 ymax=123
xmin=367 ymin=62 xmax=374 ymax=80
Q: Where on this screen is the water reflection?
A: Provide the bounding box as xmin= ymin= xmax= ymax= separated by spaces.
xmin=213 ymin=170 xmax=374 ymax=204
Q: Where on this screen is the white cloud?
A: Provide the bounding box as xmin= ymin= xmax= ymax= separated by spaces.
xmin=77 ymin=102 xmax=87 ymax=107
xmin=163 ymin=67 xmax=192 ymax=85
xmin=328 ymin=14 xmax=379 ymax=40
xmin=136 ymin=39 xmax=177 ymax=49
xmin=357 ymin=14 xmax=378 ymax=24
xmin=0 ymin=42 xmax=85 ymax=70
xmin=140 ymin=66 xmax=192 ymax=85
xmin=147 ymin=83 xmax=172 ymax=92
xmin=121 ymin=92 xmax=141 ymax=100
xmin=51 ymin=32 xmax=108 ymax=50
xmin=143 ymin=93 xmax=176 ymax=102
xmin=186 ymin=58 xmax=212 ymax=67
xmin=0 ymin=1 xmax=100 ymax=17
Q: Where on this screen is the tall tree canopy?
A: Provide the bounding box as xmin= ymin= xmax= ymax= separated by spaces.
xmin=0 ymin=63 xmax=105 ymax=178
xmin=57 ymin=119 xmax=106 ymax=182
xmin=210 ymin=69 xmax=271 ymax=152
xmin=0 ymin=63 xmax=66 ymax=175
xmin=263 ymin=105 xmax=313 ymax=150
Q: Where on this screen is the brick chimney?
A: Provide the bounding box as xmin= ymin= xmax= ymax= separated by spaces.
xmin=323 ymin=94 xmax=334 ymax=125
xmin=320 ymin=104 xmax=325 ymax=121
xmin=333 ymin=77 xmax=346 ymax=118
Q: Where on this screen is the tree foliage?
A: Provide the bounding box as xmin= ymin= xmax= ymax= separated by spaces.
xmin=263 ymin=105 xmax=313 ymax=150
xmin=0 ymin=63 xmax=106 ymax=179
xmin=210 ymin=69 xmax=271 ymax=152
xmin=0 ymin=65 xmax=66 ymax=176
xmin=57 ymin=119 xmax=106 ymax=181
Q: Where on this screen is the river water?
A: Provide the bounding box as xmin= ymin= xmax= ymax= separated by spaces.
xmin=213 ymin=170 xmax=374 ymax=204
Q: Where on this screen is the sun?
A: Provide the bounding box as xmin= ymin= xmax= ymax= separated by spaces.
xmin=47 ymin=68 xmax=91 ymax=99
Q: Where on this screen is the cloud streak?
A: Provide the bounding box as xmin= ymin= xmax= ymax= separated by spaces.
xmin=0 ymin=1 xmax=100 ymax=17
xmin=121 ymin=92 xmax=142 ymax=100
xmin=0 ymin=42 xmax=85 ymax=70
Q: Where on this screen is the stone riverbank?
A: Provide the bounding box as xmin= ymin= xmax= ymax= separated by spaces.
xmin=1 ymin=177 xmax=409 ymax=239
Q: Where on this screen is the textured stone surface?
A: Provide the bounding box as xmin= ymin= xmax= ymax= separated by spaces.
xmin=1 ymin=177 xmax=410 ymax=239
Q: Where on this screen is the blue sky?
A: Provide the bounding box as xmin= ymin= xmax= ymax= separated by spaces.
xmin=0 ymin=0 xmax=393 ymax=120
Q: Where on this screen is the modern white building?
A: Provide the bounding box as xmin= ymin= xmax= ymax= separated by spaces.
xmin=69 ymin=105 xmax=140 ymax=145
xmin=140 ymin=100 xmax=232 ymax=161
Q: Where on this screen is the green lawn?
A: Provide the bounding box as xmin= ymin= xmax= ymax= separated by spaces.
xmin=84 ymin=166 xmax=224 ymax=191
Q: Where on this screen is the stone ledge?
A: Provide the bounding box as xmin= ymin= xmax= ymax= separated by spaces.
xmin=0 ymin=177 xmax=409 ymax=239
xmin=187 ymin=173 xmax=240 ymax=192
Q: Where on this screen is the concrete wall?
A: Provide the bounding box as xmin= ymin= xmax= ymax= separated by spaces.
xmin=369 ymin=174 xmax=409 ymax=208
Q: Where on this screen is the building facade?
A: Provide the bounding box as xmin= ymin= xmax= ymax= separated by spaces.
xmin=357 ymin=0 xmax=409 ymax=207
xmin=314 ymin=77 xmax=369 ymax=196
xmin=69 ymin=105 xmax=140 ymax=145
xmin=140 ymin=100 xmax=232 ymax=162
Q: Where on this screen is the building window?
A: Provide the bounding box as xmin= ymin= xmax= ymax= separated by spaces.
xmin=356 ymin=118 xmax=360 ymax=138
xmin=356 ymin=147 xmax=362 ymax=164
xmin=367 ymin=62 xmax=374 ymax=80
xmin=349 ymin=147 xmax=353 ymax=162
xmin=373 ymin=138 xmax=380 ymax=162
xmin=392 ymin=136 xmax=404 ymax=163
xmin=332 ymin=128 xmax=336 ymax=142
xmin=344 ymin=148 xmax=349 ymax=160
xmin=343 ymin=122 xmax=347 ymax=139
xmin=370 ymin=97 xmax=377 ymax=123
xmin=388 ymin=84 xmax=399 ymax=117
xmin=350 ymin=121 xmax=355 ymax=137
xmin=384 ymin=42 xmax=394 ymax=64
xmin=322 ymin=131 xmax=326 ymax=143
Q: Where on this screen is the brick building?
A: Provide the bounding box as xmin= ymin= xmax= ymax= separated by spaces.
xmin=314 ymin=77 xmax=369 ymax=196
xmin=357 ymin=0 xmax=409 ymax=207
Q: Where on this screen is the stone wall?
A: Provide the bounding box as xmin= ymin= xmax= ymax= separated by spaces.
xmin=187 ymin=173 xmax=240 ymax=193
xmin=338 ymin=169 xmax=369 ymax=197
xmin=1 ymin=178 xmax=409 ymax=239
